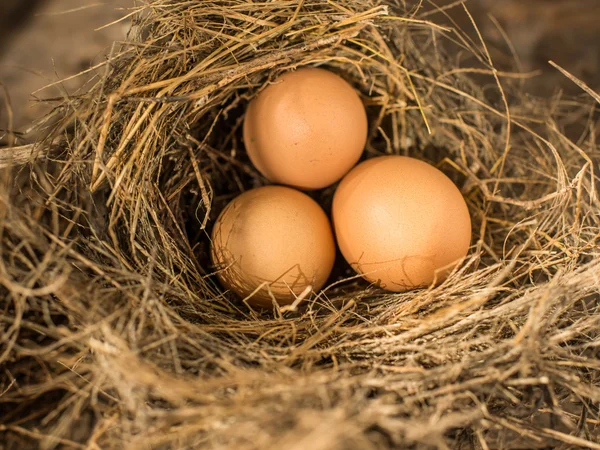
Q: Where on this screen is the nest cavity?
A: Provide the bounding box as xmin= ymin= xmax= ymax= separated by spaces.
xmin=1 ymin=1 xmax=600 ymax=449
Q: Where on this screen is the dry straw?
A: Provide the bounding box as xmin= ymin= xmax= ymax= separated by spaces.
xmin=1 ymin=1 xmax=599 ymax=449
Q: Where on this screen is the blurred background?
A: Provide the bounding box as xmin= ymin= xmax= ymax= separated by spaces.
xmin=0 ymin=0 xmax=129 ymax=133
xmin=1 ymin=0 xmax=599 ymax=133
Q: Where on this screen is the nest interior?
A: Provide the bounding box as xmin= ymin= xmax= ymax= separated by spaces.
xmin=1 ymin=1 xmax=600 ymax=449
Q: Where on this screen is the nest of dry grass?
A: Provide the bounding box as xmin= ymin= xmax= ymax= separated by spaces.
xmin=1 ymin=1 xmax=600 ymax=449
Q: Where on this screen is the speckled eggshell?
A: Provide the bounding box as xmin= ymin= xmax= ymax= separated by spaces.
xmin=211 ymin=186 xmax=336 ymax=308
xmin=243 ymin=67 xmax=368 ymax=190
xmin=332 ymin=156 xmax=472 ymax=292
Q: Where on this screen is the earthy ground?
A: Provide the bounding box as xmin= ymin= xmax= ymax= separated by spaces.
xmin=464 ymin=0 xmax=600 ymax=96
xmin=0 ymin=0 xmax=130 ymax=134
xmin=0 ymin=2 xmax=598 ymax=449
xmin=1 ymin=0 xmax=599 ymax=133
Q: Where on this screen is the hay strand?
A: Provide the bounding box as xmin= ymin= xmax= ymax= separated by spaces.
xmin=1 ymin=1 xmax=599 ymax=449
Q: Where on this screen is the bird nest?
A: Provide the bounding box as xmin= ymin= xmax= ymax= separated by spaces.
xmin=1 ymin=1 xmax=599 ymax=449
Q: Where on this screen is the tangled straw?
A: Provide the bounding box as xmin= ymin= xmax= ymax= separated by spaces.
xmin=1 ymin=1 xmax=599 ymax=448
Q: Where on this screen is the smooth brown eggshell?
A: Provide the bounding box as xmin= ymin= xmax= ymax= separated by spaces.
xmin=211 ymin=186 xmax=336 ymax=308
xmin=332 ymin=156 xmax=471 ymax=292
xmin=243 ymin=67 xmax=368 ymax=190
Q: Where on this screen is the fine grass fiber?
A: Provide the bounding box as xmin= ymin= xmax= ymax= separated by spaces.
xmin=1 ymin=1 xmax=600 ymax=449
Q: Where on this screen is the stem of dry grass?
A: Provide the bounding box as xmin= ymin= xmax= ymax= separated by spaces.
xmin=1 ymin=1 xmax=599 ymax=449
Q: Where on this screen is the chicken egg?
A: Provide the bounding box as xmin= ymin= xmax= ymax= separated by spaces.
xmin=332 ymin=156 xmax=471 ymax=292
xmin=211 ymin=186 xmax=336 ymax=308
xmin=243 ymin=67 xmax=368 ymax=190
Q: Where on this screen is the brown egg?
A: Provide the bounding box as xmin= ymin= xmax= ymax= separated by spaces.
xmin=332 ymin=156 xmax=471 ymax=292
xmin=243 ymin=67 xmax=368 ymax=190
xmin=211 ymin=186 xmax=336 ymax=308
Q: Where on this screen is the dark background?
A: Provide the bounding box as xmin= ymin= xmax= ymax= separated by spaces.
xmin=0 ymin=0 xmax=46 ymax=53
xmin=0 ymin=0 xmax=128 ymax=132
